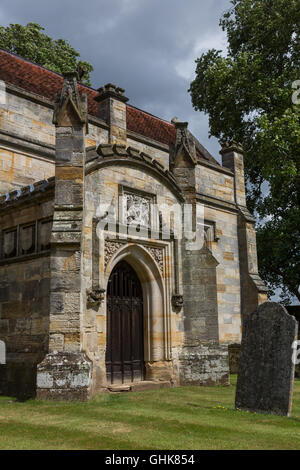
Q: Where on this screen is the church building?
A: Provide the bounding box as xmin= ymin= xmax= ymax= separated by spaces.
xmin=0 ymin=49 xmax=268 ymax=399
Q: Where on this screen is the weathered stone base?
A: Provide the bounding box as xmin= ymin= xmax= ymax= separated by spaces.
xmin=145 ymin=360 xmax=176 ymax=383
xmin=179 ymin=343 xmax=229 ymax=386
xmin=36 ymin=352 xmax=92 ymax=401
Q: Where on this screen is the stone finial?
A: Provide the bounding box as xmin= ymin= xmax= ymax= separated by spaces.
xmin=76 ymin=63 xmax=86 ymax=82
xmin=53 ymin=71 xmax=88 ymax=128
xmin=173 ymin=120 xmax=197 ymax=166
xmin=95 ymin=83 xmax=128 ymax=103
xmin=219 ymin=141 xmax=244 ymax=156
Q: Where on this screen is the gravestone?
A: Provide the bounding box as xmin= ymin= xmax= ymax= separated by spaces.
xmin=235 ymin=302 xmax=298 ymax=416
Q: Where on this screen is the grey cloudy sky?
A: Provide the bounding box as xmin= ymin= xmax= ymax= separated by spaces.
xmin=0 ymin=0 xmax=231 ymax=161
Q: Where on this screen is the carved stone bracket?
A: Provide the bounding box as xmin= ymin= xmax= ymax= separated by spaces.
xmin=87 ymin=288 xmax=105 ymax=307
xmin=172 ymin=294 xmax=183 ymax=310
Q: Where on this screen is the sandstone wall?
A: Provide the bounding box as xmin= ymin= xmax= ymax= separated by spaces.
xmin=127 ymin=137 xmax=170 ymax=169
xmin=0 ymin=197 xmax=53 ymax=398
xmin=0 ymin=148 xmax=54 ymax=194
xmin=196 ymin=164 xmax=235 ymax=203
xmin=0 ymin=89 xmax=109 ymax=194
xmin=203 ymin=205 xmax=242 ymax=344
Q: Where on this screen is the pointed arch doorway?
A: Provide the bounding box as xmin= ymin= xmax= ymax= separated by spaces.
xmin=105 ymin=260 xmax=145 ymax=384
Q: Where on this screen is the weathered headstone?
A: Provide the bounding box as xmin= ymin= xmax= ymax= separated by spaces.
xmin=235 ymin=302 xmax=298 ymax=416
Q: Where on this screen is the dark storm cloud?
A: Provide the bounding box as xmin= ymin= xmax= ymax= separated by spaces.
xmin=0 ymin=0 xmax=231 ymax=159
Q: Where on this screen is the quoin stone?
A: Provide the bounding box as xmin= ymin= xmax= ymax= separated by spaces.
xmin=235 ymin=302 xmax=298 ymax=416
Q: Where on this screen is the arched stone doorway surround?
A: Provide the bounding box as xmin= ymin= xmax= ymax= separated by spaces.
xmin=104 ymin=241 xmax=175 ymax=383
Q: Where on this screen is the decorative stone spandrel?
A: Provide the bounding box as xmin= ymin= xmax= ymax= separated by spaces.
xmin=235 ymin=302 xmax=298 ymax=416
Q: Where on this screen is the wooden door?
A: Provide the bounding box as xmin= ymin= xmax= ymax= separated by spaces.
xmin=106 ymin=260 xmax=145 ymax=384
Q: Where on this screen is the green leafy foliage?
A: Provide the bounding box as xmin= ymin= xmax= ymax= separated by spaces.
xmin=0 ymin=23 xmax=93 ymax=85
xmin=189 ymin=0 xmax=300 ymax=302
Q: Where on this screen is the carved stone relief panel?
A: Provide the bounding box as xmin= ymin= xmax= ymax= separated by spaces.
xmin=123 ymin=193 xmax=150 ymax=227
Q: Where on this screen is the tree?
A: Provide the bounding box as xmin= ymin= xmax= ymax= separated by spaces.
xmin=189 ymin=0 xmax=300 ymax=303
xmin=0 ymin=23 xmax=93 ymax=86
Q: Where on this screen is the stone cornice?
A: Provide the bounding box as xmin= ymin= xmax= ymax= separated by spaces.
xmin=196 ymin=192 xmax=238 ymax=214
xmin=0 ymin=129 xmax=55 ymax=160
xmin=237 ymin=205 xmax=256 ymax=223
xmin=5 ymin=82 xmax=109 ymax=130
xmin=0 ymin=250 xmax=51 ymax=267
xmin=0 ymin=177 xmax=55 ymax=213
xmin=196 ymin=158 xmax=234 ymax=177
xmin=126 ymin=129 xmax=170 ymax=152
xmin=5 ymin=82 xmax=54 ymax=108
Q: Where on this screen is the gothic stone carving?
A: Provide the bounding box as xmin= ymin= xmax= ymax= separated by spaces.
xmin=104 ymin=239 xmax=164 ymax=274
xmin=123 ymin=193 xmax=150 ymax=227
xmin=86 ymin=288 xmax=106 ymax=307
xmin=53 ymin=71 xmax=88 ymax=128
xmin=172 ymin=294 xmax=184 ymax=310
xmin=104 ymin=240 xmax=126 ymax=268
xmin=147 ymin=246 xmax=164 ymax=273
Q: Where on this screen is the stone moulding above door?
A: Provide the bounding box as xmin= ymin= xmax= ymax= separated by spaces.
xmin=103 ymin=237 xmax=165 ymax=275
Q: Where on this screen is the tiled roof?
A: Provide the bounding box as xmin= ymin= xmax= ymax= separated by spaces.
xmin=0 ymin=48 xmax=218 ymax=163
xmin=127 ymin=105 xmax=176 ymax=146
xmin=0 ymin=48 xmax=98 ymax=114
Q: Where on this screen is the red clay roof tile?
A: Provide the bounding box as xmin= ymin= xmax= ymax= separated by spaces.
xmin=0 ymin=48 xmax=218 ymax=164
xmin=0 ymin=48 xmax=176 ymax=146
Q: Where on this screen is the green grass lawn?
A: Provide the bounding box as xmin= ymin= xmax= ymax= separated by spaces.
xmin=0 ymin=375 xmax=300 ymax=450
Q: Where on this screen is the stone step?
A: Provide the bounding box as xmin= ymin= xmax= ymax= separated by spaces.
xmin=130 ymin=380 xmax=171 ymax=392
xmin=108 ymin=380 xmax=171 ymax=393
xmin=108 ymin=384 xmax=131 ymax=392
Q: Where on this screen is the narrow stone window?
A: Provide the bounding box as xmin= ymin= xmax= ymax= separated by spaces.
xmin=19 ymin=223 xmax=36 ymax=255
xmin=38 ymin=219 xmax=52 ymax=251
xmin=2 ymin=228 xmax=17 ymax=258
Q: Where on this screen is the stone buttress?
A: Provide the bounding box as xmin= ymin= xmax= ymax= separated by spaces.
xmin=220 ymin=142 xmax=268 ymax=316
xmin=36 ymin=72 xmax=92 ymax=400
xmin=172 ymin=121 xmax=229 ymax=385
